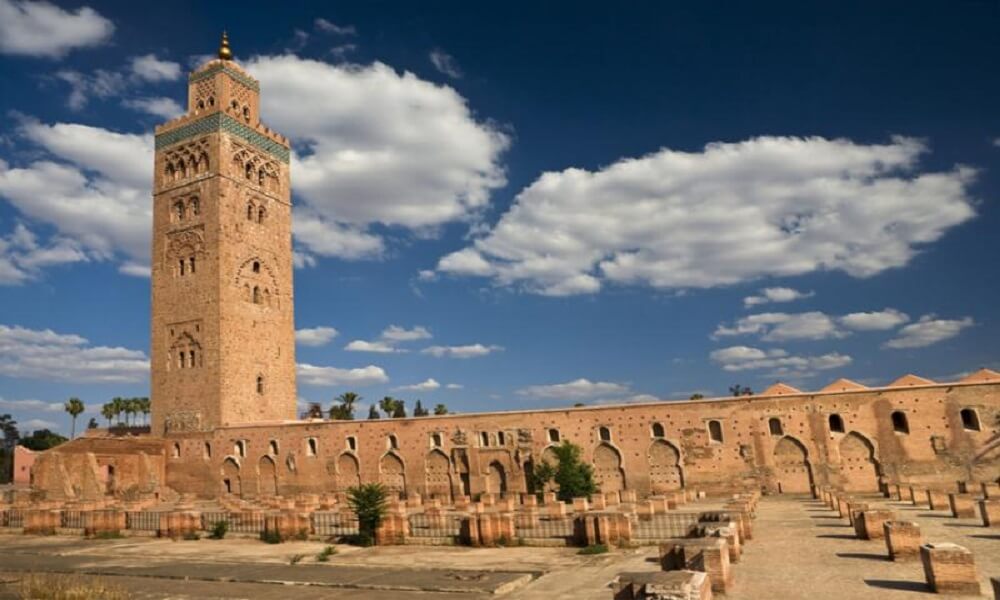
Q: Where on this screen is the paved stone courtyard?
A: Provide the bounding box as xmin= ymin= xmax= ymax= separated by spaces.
xmin=0 ymin=496 xmax=997 ymax=599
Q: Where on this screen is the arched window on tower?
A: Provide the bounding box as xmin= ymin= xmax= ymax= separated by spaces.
xmin=178 ymin=351 xmax=186 ymax=369
xmin=480 ymin=431 xmax=489 ymax=447
xmin=190 ymin=197 xmax=200 ymax=216
xmin=174 ymin=201 xmax=185 ymax=222
xmin=258 ymin=207 xmax=266 ymax=223
xmin=243 ymin=105 xmax=250 ymax=121
xmin=431 ymin=433 xmax=442 ymax=448
xmin=388 ymin=434 xmax=399 ymax=450
xmin=307 ymin=438 xmax=318 ymax=456
xmin=188 ymin=349 xmax=196 ymax=367
xmin=960 ymin=408 xmax=981 ymax=431
xmin=172 ymin=443 xmax=181 ymax=458
xmin=165 ymin=163 xmax=174 ymax=181
xmin=178 ymin=259 xmax=186 ymax=276
xmin=256 ymin=375 xmax=265 ymax=395
xmin=189 ymin=256 xmax=196 ymax=274
xmin=828 ymin=414 xmax=845 ymax=433
xmin=252 ymin=261 xmax=260 ymax=273
xmin=891 ymin=411 xmax=909 ymax=434
xmin=269 ymin=440 xmax=279 ymax=455
xmin=245 ymin=163 xmax=253 ymax=180
xmin=199 ymin=153 xmax=209 ymax=173
xmin=768 ymin=417 xmax=783 ymax=436
xmin=178 ymin=158 xmax=187 ymax=178
xmin=252 ymin=286 xmax=261 ymax=304
xmin=247 ymin=203 xmax=254 ymax=221
xmin=203 ymin=442 xmax=212 ymax=459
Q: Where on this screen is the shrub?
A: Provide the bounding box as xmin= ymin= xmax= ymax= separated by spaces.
xmin=346 ymin=483 xmax=388 ymax=542
xmin=288 ymin=553 xmax=306 ymax=565
xmin=259 ymin=529 xmax=282 ymax=544
xmin=551 ymin=442 xmax=599 ymax=501
xmin=316 ymin=545 xmax=337 ymax=562
xmin=208 ymin=520 xmax=228 ymax=540
xmin=182 ymin=531 xmax=201 ymax=541
xmin=578 ymin=543 xmax=609 ymax=555
xmin=16 ymin=573 xmax=132 ymax=600
xmin=340 ymin=532 xmax=374 ymax=547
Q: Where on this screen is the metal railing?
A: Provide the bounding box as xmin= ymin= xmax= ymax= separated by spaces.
xmin=514 ymin=516 xmax=574 ymax=539
xmin=7 ymin=509 xmax=24 ymax=528
xmin=631 ymin=512 xmax=700 ymax=541
xmin=311 ymin=512 xmax=359 ymax=537
xmin=61 ymin=510 xmax=84 ymax=529
xmin=125 ymin=511 xmax=160 ymax=531
xmin=408 ymin=513 xmax=462 ymax=538
xmin=226 ymin=512 xmax=265 ymax=534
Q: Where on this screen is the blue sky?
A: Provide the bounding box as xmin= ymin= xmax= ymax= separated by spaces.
xmin=0 ymin=0 xmax=998 ymax=436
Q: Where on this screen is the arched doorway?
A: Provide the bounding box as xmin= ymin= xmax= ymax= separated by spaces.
xmin=839 ymin=432 xmax=880 ymax=492
xmin=380 ymin=452 xmax=406 ymax=497
xmin=425 ymin=450 xmax=453 ymax=501
xmin=337 ymin=452 xmax=361 ymax=490
xmin=258 ymin=456 xmax=277 ymax=496
xmin=594 ymin=443 xmax=626 ymax=492
xmin=773 ymin=436 xmax=812 ymax=494
xmin=222 ymin=458 xmax=241 ymax=496
xmin=486 ymin=461 xmax=507 ymax=495
xmin=648 ymin=439 xmax=684 ymax=492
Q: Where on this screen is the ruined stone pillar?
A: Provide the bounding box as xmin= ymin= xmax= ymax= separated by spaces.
xmin=572 ymin=497 xmax=590 ymax=513
xmin=856 ymin=509 xmax=896 ymax=540
xmin=884 ymin=521 xmax=922 ymax=561
xmin=948 ymin=493 xmax=976 ymax=518
xmin=980 ymin=499 xmax=1000 ymax=527
xmin=590 ymin=493 xmax=607 ymax=510
xmin=920 ymin=543 xmax=980 ymax=596
xmin=926 ymin=489 xmax=950 ymax=511
xmin=612 ymin=571 xmax=712 ymax=600
xmin=23 ymin=509 xmax=60 ymax=535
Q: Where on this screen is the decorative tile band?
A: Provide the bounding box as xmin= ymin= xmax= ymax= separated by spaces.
xmin=189 ymin=64 xmax=260 ymax=92
xmin=155 ymin=113 xmax=289 ymax=163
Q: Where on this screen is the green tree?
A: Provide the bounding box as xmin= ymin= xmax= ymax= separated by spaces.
xmin=138 ymin=397 xmax=151 ymax=425
xmin=0 ymin=414 xmax=19 ymax=484
xmin=330 ymin=392 xmax=359 ymax=420
xmin=527 ymin=460 xmax=557 ymax=495
xmin=433 ymin=404 xmax=448 ymax=416
xmin=64 ymin=397 xmax=85 ymax=438
xmin=19 ymin=429 xmax=68 ymax=451
xmin=379 ymin=396 xmax=398 ymax=418
xmin=86 ymin=417 xmax=99 ymax=429
xmin=111 ymin=397 xmax=125 ymax=426
xmin=347 ymin=483 xmax=388 ymax=544
xmin=306 ymin=402 xmax=324 ymax=419
xmin=101 ymin=403 xmax=116 ymax=428
xmin=550 ymin=441 xmax=599 ymax=501
xmin=729 ymin=384 xmax=753 ymax=397
xmin=413 ymin=400 xmax=428 ymax=417
xmin=391 ymin=400 xmax=406 ymax=418
xmin=125 ymin=397 xmax=140 ymax=426
xmin=367 ymin=405 xmax=380 ymax=420
xmin=689 ymin=393 xmax=705 ymax=400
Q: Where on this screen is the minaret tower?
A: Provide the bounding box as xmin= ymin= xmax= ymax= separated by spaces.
xmin=150 ymin=34 xmax=296 ymax=435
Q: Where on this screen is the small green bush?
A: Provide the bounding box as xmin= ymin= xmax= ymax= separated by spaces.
xmin=259 ymin=529 xmax=282 ymax=544
xmin=288 ymin=553 xmax=306 ymax=565
xmin=182 ymin=531 xmax=201 ymax=541
xmin=340 ymin=532 xmax=374 ymax=547
xmin=316 ymin=545 xmax=337 ymax=562
xmin=208 ymin=520 xmax=228 ymax=539
xmin=578 ymin=543 xmax=609 ymax=555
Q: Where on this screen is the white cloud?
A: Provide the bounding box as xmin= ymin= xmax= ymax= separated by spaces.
xmin=445 ymin=383 xmax=463 ymax=390
xmin=518 ymin=378 xmax=630 ymax=400
xmin=22 ymin=418 xmax=59 ymax=430
xmin=122 ymin=96 xmax=183 ymax=120
xmin=710 ymin=345 xmax=851 ymax=374
xmin=429 ymin=49 xmax=462 ymax=78
xmin=394 ymin=378 xmax=441 ymax=392
xmin=437 ymin=136 xmax=976 ymax=295
xmin=421 ymin=344 xmax=503 ymax=359
xmin=295 ymin=326 xmax=339 ymax=347
xmin=884 ymin=315 xmax=974 ymax=349
xmin=0 ymin=223 xmax=87 ymax=285
xmin=0 ymin=323 xmax=149 ymax=382
xmin=839 ymin=308 xmax=910 ymax=331
xmin=344 ymin=339 xmax=403 ymax=353
xmin=380 ymin=325 xmax=432 ymax=342
xmin=314 ymin=18 xmax=356 ymax=35
xmin=244 ymin=55 xmax=509 ymax=262
xmin=297 ymin=362 xmax=388 ymax=386
xmin=0 ymin=397 xmax=63 ymax=412
xmin=129 ymin=54 xmax=181 ymax=82
xmin=714 ymin=311 xmax=844 ymax=342
xmin=0 ymin=0 xmax=114 ymax=58
xmin=54 ymin=69 xmax=125 ymax=110
xmin=0 ymin=119 xmax=153 ymax=277
xmin=743 ymin=287 xmax=813 ymax=308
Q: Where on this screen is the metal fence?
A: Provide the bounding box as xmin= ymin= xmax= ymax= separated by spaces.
xmin=61 ymin=510 xmax=84 ymax=529
xmin=408 ymin=513 xmax=462 ymax=538
xmin=7 ymin=509 xmax=24 ymax=528
xmin=514 ymin=516 xmax=574 ymax=540
xmin=226 ymin=512 xmax=265 ymax=534
xmin=125 ymin=511 xmax=160 ymax=531
xmin=632 ymin=512 xmax=700 ymax=541
xmin=311 ymin=512 xmax=359 ymax=537
xmin=200 ymin=511 xmax=229 ymax=531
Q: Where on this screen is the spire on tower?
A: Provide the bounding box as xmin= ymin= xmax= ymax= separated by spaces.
xmin=218 ymin=31 xmax=233 ymax=60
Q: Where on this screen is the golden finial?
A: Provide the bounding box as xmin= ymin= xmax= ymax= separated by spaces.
xmin=218 ymin=31 xmax=233 ymax=60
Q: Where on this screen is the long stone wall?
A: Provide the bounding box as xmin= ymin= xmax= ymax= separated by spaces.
xmin=24 ymin=371 xmax=1000 ymax=502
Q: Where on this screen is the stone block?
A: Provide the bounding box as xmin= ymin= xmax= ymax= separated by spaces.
xmin=856 ymin=509 xmax=896 ymax=540
xmin=659 ymin=538 xmax=732 ymax=593
xmin=847 ymin=502 xmax=869 ymax=527
xmin=927 ymin=489 xmax=950 ymax=511
xmin=548 ymin=501 xmax=568 ymax=517
xmin=590 ymin=493 xmax=607 ymax=510
xmin=920 ymin=543 xmax=980 ymax=596
xmin=612 ymin=570 xmax=712 ymax=600
xmin=83 ymin=510 xmax=126 ymax=537
xmin=606 ymin=491 xmax=621 ymax=507
xmin=23 ymin=509 xmax=60 ymax=534
xmin=158 ymin=511 xmax=200 ymax=539
xmin=264 ymin=512 xmax=310 ymax=540
xmin=949 ymin=494 xmax=977 ymax=518
xmin=884 ymin=521 xmax=922 ymax=561
xmin=480 ymin=493 xmax=496 ymax=507
xmin=980 ymin=500 xmax=1000 ymax=527
xmin=572 ymin=497 xmax=590 ymax=513
xmin=542 ymin=492 xmax=558 ymax=505
xmin=888 ymin=484 xmax=902 ymax=501
xmin=620 ymin=490 xmax=638 ymax=504
xmin=982 ymin=482 xmax=1000 ymax=500
xmin=521 ymin=494 xmax=538 ymax=508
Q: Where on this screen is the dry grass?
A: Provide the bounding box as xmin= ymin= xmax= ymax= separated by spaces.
xmin=16 ymin=573 xmax=132 ymax=600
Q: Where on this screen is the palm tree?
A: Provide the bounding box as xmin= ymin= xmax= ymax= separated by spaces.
xmin=101 ymin=403 xmax=115 ymax=428
xmin=433 ymin=404 xmax=448 ymax=416
xmin=64 ymin=397 xmax=85 ymax=438
xmin=111 ymin=397 xmax=125 ymax=426
xmin=123 ymin=398 xmax=136 ymax=427
xmin=139 ymin=397 xmax=151 ymax=425
xmin=379 ymin=396 xmax=398 ymax=418
xmin=367 ymin=405 xmax=380 ymax=420
xmin=330 ymin=392 xmax=359 ymax=420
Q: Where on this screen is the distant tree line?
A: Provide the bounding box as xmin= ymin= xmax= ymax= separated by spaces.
xmin=303 ymin=393 xmax=449 ymax=421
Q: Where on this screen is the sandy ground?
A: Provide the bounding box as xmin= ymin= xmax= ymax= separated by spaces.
xmin=0 ymin=496 xmax=997 ymax=599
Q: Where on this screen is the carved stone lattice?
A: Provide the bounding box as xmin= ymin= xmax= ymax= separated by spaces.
xmin=517 ymin=428 xmax=533 ymax=444
xmin=451 ymin=428 xmax=468 ymax=446
xmin=164 ymin=411 xmax=202 ymax=433
xmin=166 ymin=227 xmax=205 ymax=259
